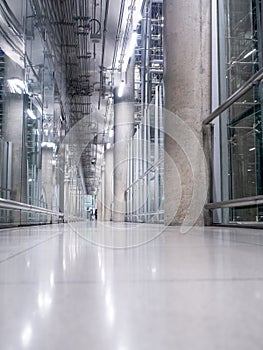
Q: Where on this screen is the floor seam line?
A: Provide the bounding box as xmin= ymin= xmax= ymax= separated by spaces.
xmin=0 ymin=233 xmax=62 ymax=265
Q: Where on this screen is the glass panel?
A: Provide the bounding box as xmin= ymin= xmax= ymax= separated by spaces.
xmin=0 ymin=1 xmax=94 ymax=227
xmin=215 ymin=0 xmax=263 ymax=225
xmin=216 ymin=81 xmax=263 ymax=224
xmin=0 ymin=0 xmax=68 ymax=227
xmin=218 ymin=205 xmax=263 ymax=225
xmin=125 ymin=1 xmax=164 ymax=224
xmin=218 ymin=0 xmax=262 ymax=100
xmin=126 ymin=104 xmax=164 ymax=223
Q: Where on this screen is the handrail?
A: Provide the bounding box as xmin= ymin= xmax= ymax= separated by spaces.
xmin=0 ymin=197 xmax=64 ymax=217
xmin=205 ymin=195 xmax=263 ymax=209
xmin=203 ymin=68 xmax=263 ymax=125
xmin=126 ymin=211 xmax=164 ymax=217
xmin=125 ymin=157 xmax=164 ymax=192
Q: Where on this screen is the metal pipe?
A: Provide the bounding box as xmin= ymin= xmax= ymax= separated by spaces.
xmin=154 ymin=85 xmax=159 ymax=212
xmin=126 ymin=211 xmax=164 ymax=216
xmin=149 ymin=69 xmax=163 ymax=73
xmin=0 ymin=198 xmax=64 ymax=217
xmin=0 ymin=0 xmax=23 ymax=33
xmin=111 ymin=0 xmax=126 ymax=72
xmin=203 ymin=67 xmax=263 ymax=125
xmin=205 ymin=195 xmax=263 ymax=209
xmin=98 ymin=0 xmax=110 ymax=109
xmin=125 ymin=157 xmax=163 ymax=191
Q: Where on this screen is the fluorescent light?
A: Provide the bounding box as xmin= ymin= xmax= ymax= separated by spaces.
xmin=132 ymin=2 xmax=142 ymax=29
xmin=244 ymin=48 xmax=257 ymax=59
xmin=122 ymin=32 xmax=138 ymax=72
xmin=127 ymin=32 xmax=137 ymax=58
xmin=27 ymin=109 xmax=36 ymax=120
xmin=7 ymin=78 xmax=27 ymax=94
xmin=41 ymin=142 xmax=56 ymax=148
xmin=109 ymin=129 xmax=114 ymax=138
xmin=249 ymin=147 xmax=255 ymax=151
xmin=118 ymin=81 xmax=125 ymax=97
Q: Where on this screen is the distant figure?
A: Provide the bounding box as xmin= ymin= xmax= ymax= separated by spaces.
xmin=89 ymin=208 xmax=94 ymax=220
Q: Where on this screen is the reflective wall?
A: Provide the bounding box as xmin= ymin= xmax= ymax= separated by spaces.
xmin=214 ymin=0 xmax=263 ymax=224
xmin=125 ymin=1 xmax=164 ymax=223
xmin=0 ymin=0 xmax=86 ymax=227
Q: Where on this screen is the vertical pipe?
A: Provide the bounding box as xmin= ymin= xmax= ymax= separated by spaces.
xmin=147 ymin=107 xmax=151 ymax=214
xmin=136 ymin=127 xmax=139 ymax=220
xmin=218 ymin=0 xmax=229 ymax=223
xmin=139 ymin=124 xmax=144 ymax=221
xmin=154 ymin=85 xmax=159 ymax=215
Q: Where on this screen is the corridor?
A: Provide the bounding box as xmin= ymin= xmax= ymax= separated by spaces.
xmin=0 ymin=222 xmax=263 ymax=349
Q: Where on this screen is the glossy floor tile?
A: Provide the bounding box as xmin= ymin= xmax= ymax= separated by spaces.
xmin=1 ymin=222 xmax=263 ymax=349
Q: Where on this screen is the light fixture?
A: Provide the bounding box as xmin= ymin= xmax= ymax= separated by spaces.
xmin=41 ymin=142 xmax=56 ymax=148
xmin=132 ymin=2 xmax=142 ymax=30
xmin=27 ymin=109 xmax=36 ymax=120
xmin=118 ymin=80 xmax=125 ymax=97
xmin=122 ymin=32 xmax=138 ymax=72
xmin=243 ymin=48 xmax=257 ymax=59
xmin=127 ymin=32 xmax=138 ymax=59
xmin=7 ymin=78 xmax=27 ymax=94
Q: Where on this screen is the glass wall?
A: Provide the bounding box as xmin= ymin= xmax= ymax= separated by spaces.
xmin=0 ymin=0 xmax=86 ymax=227
xmin=214 ymin=0 xmax=263 ymax=224
xmin=125 ymin=1 xmax=164 ymax=223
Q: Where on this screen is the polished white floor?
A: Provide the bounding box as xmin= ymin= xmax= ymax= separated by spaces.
xmin=1 ymin=222 xmax=263 ymax=349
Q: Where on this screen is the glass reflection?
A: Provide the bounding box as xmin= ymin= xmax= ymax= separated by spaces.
xmin=216 ymin=0 xmax=263 ymax=225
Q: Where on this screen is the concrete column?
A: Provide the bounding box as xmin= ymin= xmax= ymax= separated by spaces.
xmin=164 ymin=0 xmax=211 ymax=226
xmin=104 ymin=148 xmax=113 ymax=221
xmin=113 ymin=72 xmax=134 ymax=221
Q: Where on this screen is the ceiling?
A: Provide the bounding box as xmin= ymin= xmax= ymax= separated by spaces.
xmin=0 ymin=0 xmax=143 ymax=195
xmin=32 ymin=0 xmax=129 ymax=195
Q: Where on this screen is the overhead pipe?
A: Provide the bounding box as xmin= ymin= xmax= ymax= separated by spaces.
xmin=98 ymin=0 xmax=110 ymax=109
xmin=111 ymin=0 xmax=126 ymax=72
xmin=0 ymin=0 xmax=23 ymax=34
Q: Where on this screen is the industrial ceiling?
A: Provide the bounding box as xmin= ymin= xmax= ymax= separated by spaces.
xmin=0 ymin=0 xmax=143 ymax=195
